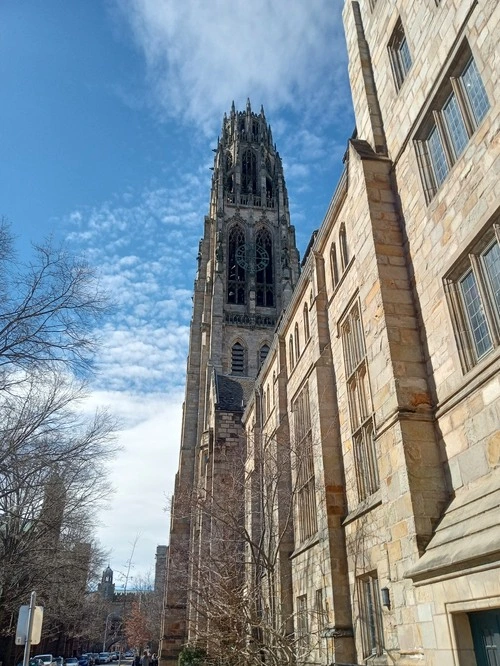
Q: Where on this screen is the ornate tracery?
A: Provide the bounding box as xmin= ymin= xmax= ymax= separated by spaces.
xmin=227 ymin=226 xmax=246 ymax=304
xmin=256 ymin=228 xmax=274 ymax=307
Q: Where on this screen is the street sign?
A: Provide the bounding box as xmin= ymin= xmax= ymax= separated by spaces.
xmin=15 ymin=605 xmax=43 ymax=645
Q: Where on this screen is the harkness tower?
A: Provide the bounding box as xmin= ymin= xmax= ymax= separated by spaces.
xmin=160 ymin=100 xmax=300 ymax=662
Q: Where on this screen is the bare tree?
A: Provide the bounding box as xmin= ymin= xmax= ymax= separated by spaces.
xmin=171 ymin=427 xmax=325 ymax=666
xmin=0 ymin=223 xmax=118 ymax=660
xmin=0 ymin=220 xmax=108 ymax=388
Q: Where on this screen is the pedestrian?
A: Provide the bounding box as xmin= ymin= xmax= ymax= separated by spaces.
xmin=140 ymin=652 xmax=150 ymax=666
xmin=134 ymin=655 xmax=140 ymax=666
xmin=151 ymin=655 xmax=158 ymax=666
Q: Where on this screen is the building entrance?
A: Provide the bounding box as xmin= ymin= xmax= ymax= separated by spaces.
xmin=468 ymin=610 xmax=500 ymax=666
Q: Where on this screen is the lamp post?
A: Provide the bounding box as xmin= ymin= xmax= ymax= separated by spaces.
xmin=103 ymin=613 xmax=114 ymax=652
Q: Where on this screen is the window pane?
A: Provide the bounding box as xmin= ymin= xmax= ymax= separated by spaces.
xmin=461 ymin=57 xmax=489 ymax=125
xmin=443 ymin=93 xmax=468 ymax=158
xmin=427 ymin=126 xmax=449 ymax=187
xmin=482 ymin=241 xmax=500 ymax=315
xmin=460 ymin=270 xmax=493 ymax=358
xmin=398 ymin=36 xmax=412 ymax=77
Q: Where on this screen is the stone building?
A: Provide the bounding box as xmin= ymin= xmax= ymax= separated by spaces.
xmin=161 ymin=1 xmax=499 ymax=665
xmin=98 ymin=565 xmax=115 ymax=601
xmin=160 ymin=100 xmax=300 ymax=661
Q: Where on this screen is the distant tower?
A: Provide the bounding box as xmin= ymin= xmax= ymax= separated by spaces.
xmin=160 ymin=101 xmax=300 ymax=663
xmin=98 ymin=565 xmax=115 ymax=600
xmin=39 ymin=472 xmax=66 ymax=544
xmin=155 ymin=545 xmax=168 ymax=595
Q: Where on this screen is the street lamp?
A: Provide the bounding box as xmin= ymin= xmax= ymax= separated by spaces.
xmin=103 ymin=613 xmax=114 ymax=652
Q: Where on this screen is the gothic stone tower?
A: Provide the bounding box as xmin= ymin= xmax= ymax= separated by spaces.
xmin=160 ymin=101 xmax=299 ymax=663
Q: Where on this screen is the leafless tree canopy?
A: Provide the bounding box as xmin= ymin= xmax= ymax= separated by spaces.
xmin=0 ymin=222 xmax=118 ymax=655
xmin=0 ymin=220 xmax=108 ymax=387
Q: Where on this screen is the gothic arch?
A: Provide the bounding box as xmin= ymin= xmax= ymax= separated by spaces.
xmin=339 ymin=224 xmax=348 ymax=271
xmin=231 ymin=339 xmax=246 ymax=375
xmin=330 ymin=242 xmax=339 ymax=287
xmin=294 ymin=322 xmax=301 ymax=359
xmin=303 ymin=302 xmax=310 ymax=341
xmin=259 ymin=343 xmax=270 ymax=368
xmin=227 ymin=225 xmax=246 ymax=304
xmin=255 ymin=227 xmax=274 ymax=307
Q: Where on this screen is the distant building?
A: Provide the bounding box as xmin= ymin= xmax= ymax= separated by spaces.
xmin=155 ymin=545 xmax=168 ymax=595
xmin=98 ymin=565 xmax=115 ymax=601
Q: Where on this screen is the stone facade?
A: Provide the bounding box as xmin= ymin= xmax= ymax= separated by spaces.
xmin=162 ymin=2 xmax=499 ymax=665
xmin=160 ymin=102 xmax=300 ymax=662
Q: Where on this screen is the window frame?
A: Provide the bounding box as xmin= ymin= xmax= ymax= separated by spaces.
xmin=444 ymin=224 xmax=500 ymax=372
xmin=415 ymin=45 xmax=490 ymax=202
xmin=289 ymin=335 xmax=295 ymax=370
xmin=339 ymin=225 xmax=349 ymax=272
xmin=227 ymin=225 xmax=246 ymax=304
xmin=358 ymin=572 xmax=384 ymax=658
xmin=293 ymin=383 xmax=318 ymax=543
xmin=256 ymin=227 xmax=274 ymax=307
xmin=296 ymin=594 xmax=309 ymax=655
xmin=294 ymin=322 xmax=301 ymax=360
xmin=259 ymin=344 xmax=270 ymax=368
xmin=231 ymin=341 xmax=246 ymax=375
xmin=330 ymin=242 xmax=339 ymax=289
xmin=303 ymin=302 xmax=310 ymax=342
xmin=341 ymin=303 xmax=379 ymax=502
xmin=388 ymin=18 xmax=412 ymax=91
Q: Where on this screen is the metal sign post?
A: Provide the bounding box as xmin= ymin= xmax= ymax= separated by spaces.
xmin=22 ymin=591 xmax=36 ymax=666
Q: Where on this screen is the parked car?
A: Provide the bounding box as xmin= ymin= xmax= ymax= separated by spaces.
xmin=65 ymin=659 xmax=78 ymax=666
xmin=123 ymin=653 xmax=134 ymax=659
xmin=92 ymin=654 xmax=100 ymax=665
xmin=77 ymin=657 xmax=89 ymax=666
xmin=54 ymin=658 xmax=64 ymax=666
xmin=34 ymin=655 xmax=54 ymax=666
xmin=98 ymin=654 xmax=110 ymax=664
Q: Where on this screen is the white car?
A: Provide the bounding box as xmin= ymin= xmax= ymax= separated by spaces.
xmin=34 ymin=656 xmax=53 ymax=666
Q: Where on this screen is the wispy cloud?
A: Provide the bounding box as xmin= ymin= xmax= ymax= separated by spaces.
xmin=63 ymin=174 xmax=205 ymax=575
xmin=66 ymin=172 xmax=204 ymax=394
xmin=112 ymin=0 xmax=350 ymax=131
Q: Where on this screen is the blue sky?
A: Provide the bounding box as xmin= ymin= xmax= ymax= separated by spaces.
xmin=0 ymin=0 xmax=355 ymax=582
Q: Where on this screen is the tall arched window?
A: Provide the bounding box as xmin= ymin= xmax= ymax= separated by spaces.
xmin=266 ymin=386 xmax=270 ymax=418
xmin=272 ymin=371 xmax=276 ymax=406
xmin=294 ymin=322 xmax=301 ymax=359
xmin=256 ymin=228 xmax=274 ymax=307
xmin=227 ymin=226 xmax=246 ymax=304
xmin=339 ymin=224 xmax=348 ymax=271
xmin=231 ymin=342 xmax=245 ymax=375
xmin=289 ymin=335 xmax=295 ymax=370
xmin=303 ymin=303 xmax=310 ymax=341
xmin=330 ymin=242 xmax=339 ymax=287
xmin=242 ymin=150 xmax=257 ymax=194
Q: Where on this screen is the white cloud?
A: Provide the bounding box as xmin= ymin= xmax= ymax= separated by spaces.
xmin=113 ymin=0 xmax=350 ymax=131
xmin=90 ymin=390 xmax=183 ymax=580
xmin=63 ymin=174 xmax=204 ymax=576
